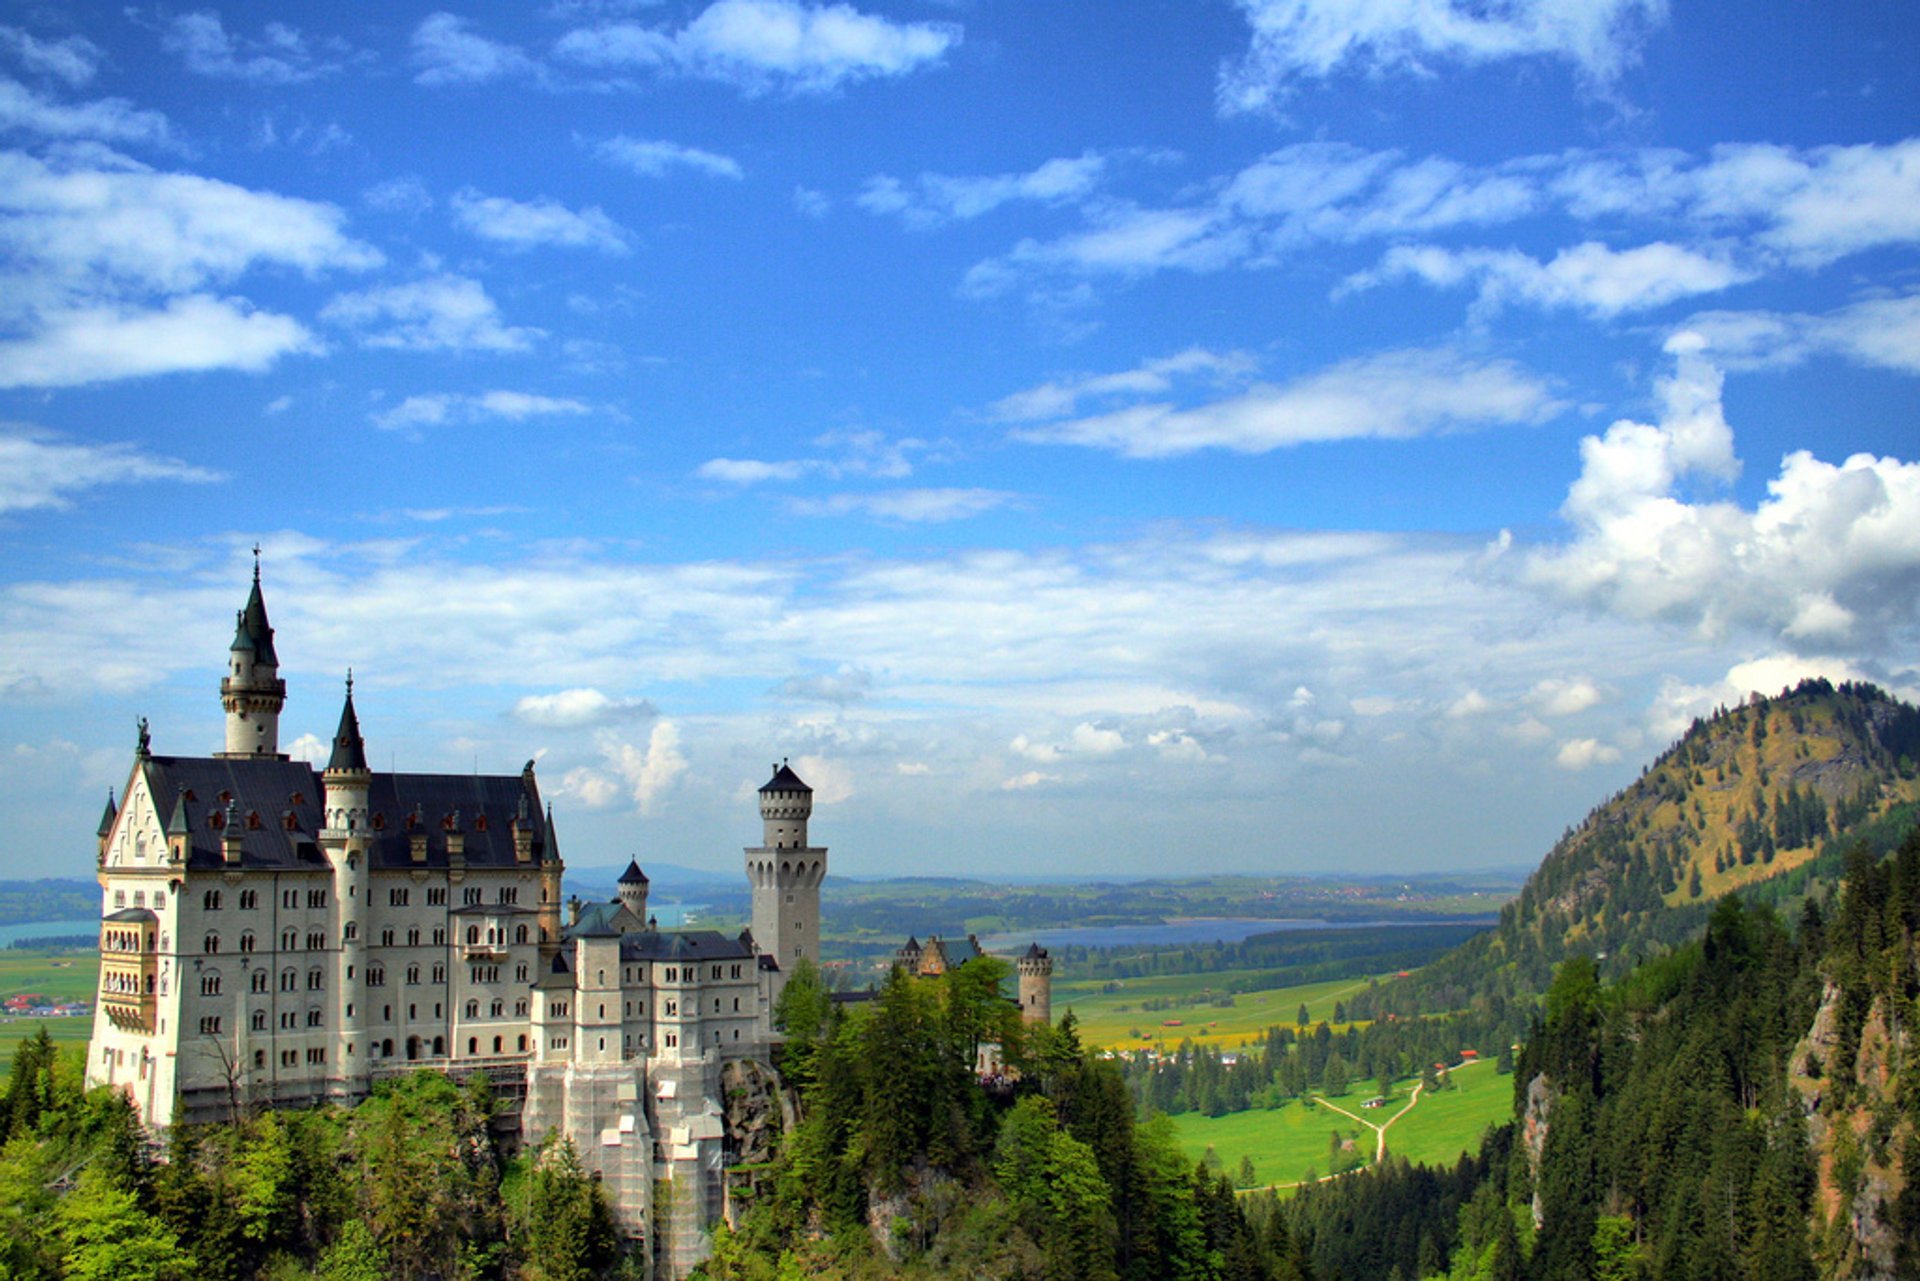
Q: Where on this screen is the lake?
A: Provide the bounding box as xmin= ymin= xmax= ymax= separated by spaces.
xmin=0 ymin=919 xmax=99 ymax=947
xmin=976 ymin=917 xmax=1454 ymax=952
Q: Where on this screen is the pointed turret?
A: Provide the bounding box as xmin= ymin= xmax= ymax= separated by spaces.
xmin=327 ymin=674 xmax=369 ymax=773
xmin=218 ymin=549 xmax=287 ymax=758
xmin=617 ymin=858 xmax=649 ymax=925
xmin=322 ymin=673 xmax=370 ymax=835
xmin=96 ymin=790 xmax=117 ymax=839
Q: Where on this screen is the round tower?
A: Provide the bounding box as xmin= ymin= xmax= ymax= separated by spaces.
xmin=745 ymin=760 xmax=826 ymax=976
xmin=319 ymin=673 xmax=371 ymax=1098
xmin=218 ymin=552 xmax=287 ymax=759
xmin=322 ymin=674 xmax=371 ymax=834
xmin=1017 ymin=942 xmax=1053 ymax=1026
xmin=617 ymin=858 xmax=650 ymax=926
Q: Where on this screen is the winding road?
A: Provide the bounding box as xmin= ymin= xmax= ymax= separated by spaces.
xmin=1244 ymin=1056 xmax=1487 ymax=1193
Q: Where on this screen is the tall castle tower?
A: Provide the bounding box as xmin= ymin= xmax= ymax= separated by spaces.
xmin=1017 ymin=942 xmax=1053 ymax=1025
xmin=320 ymin=675 xmax=372 ymax=1095
xmin=744 ymin=761 xmax=825 ymax=975
xmin=218 ymin=551 xmax=286 ymax=759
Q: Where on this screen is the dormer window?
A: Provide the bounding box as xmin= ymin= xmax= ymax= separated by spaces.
xmin=473 ymin=814 xmax=488 ymax=832
xmin=372 ymin=813 xmax=387 ymax=831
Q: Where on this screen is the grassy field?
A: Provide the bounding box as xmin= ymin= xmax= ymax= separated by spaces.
xmin=1170 ymin=1062 xmax=1514 ymax=1192
xmin=0 ymin=949 xmax=99 ymax=1079
xmin=1057 ymin=969 xmax=1396 ymax=1052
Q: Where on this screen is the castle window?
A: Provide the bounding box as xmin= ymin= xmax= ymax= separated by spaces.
xmin=203 ymin=890 xmax=222 ymax=910
xmin=465 ymin=1000 xmax=479 ymax=1018
xmin=733 ymin=998 xmax=740 ymax=1012
xmin=468 ymin=1038 xmax=478 ymax=1055
xmin=307 ymin=1010 xmax=323 ymax=1027
xmin=251 ymin=971 xmax=268 ymax=993
xmin=282 ymin=929 xmax=297 ymax=950
xmin=464 ymin=888 xmax=482 ymax=906
xmin=240 ymin=890 xmax=257 ymax=909
xmin=515 ymin=1000 xmax=527 ymax=1017
xmin=240 ymin=932 xmax=255 ymax=953
xmin=367 ymin=966 xmax=385 ymax=986
xmin=306 ymin=1048 xmax=325 ymax=1065
xmin=204 ymin=932 xmax=220 ymax=954
xmin=389 ymin=888 xmax=409 ymax=907
xmin=306 ymin=932 xmax=324 ymax=950
xmin=491 ymin=1001 xmax=504 ymax=1018
xmin=154 ymin=893 xmax=165 ymax=909
xmin=515 ymin=963 xmax=528 ymax=982
xmin=427 ymin=887 xmax=446 ymax=906
xmin=281 ymin=969 xmax=296 ymax=992
xmin=343 ymin=923 xmax=358 ymax=942
xmin=494 ymin=1036 xmax=502 ymax=1053
xmin=381 ymin=929 xmax=395 ymax=947
xmin=432 ymin=963 xmax=446 ymax=983
xmin=199 ymin=1016 xmax=222 ymax=1035
xmin=308 ymin=889 xmax=327 ymax=908
xmin=254 ymin=1050 xmax=265 ymax=1068
xmin=518 ymin=1034 xmax=527 ymax=1052
xmin=664 ymin=1000 xmax=677 ymax=1016
xmin=515 ymin=925 xmax=529 ymax=944
xmin=466 ymin=926 xmax=480 ymax=946
xmin=283 ymin=812 xmax=298 ymax=831
xmin=665 ymin=968 xmax=676 ymax=982
xmin=474 ymin=815 xmax=488 ymax=832
xmin=247 ymin=811 xmax=261 ymax=831
xmin=114 ymin=890 xmax=125 ymax=908
xmin=283 ymin=890 xmax=297 ymax=909
xmin=433 ymin=928 xmax=447 ymax=945
xmin=730 ymin=965 xmax=741 ymax=980
xmin=406 ymin=965 xmax=419 ymax=985
xmin=251 ymin=1011 xmax=266 ymax=1031
xmin=372 ymin=813 xmax=386 ymax=831
xmin=308 ymin=969 xmax=323 ymax=990
xmin=200 ymin=974 xmax=220 ymax=996
xmin=664 ymin=1034 xmax=676 ymax=1048
xmin=407 ymin=928 xmax=420 ymax=946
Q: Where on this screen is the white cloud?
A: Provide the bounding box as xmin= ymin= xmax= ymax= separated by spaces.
xmin=1529 ymin=676 xmax=1604 ymax=716
xmin=1345 ymin=240 xmax=1752 ymax=317
xmin=1680 ymin=293 xmax=1920 ymax=375
xmin=554 ymin=0 xmax=960 ymax=94
xmin=558 ymin=766 xmax=621 ymax=808
xmin=0 ymin=294 xmax=317 ymax=388
xmin=0 ymin=28 xmax=104 ymax=85
xmin=0 ymin=80 xmax=168 ymax=144
xmin=513 ymin=688 xmax=657 ymax=728
xmin=0 ymin=423 xmax=222 ymax=513
xmin=450 ymin=189 xmax=628 ymax=254
xmin=793 ymin=187 xmax=830 ymax=218
xmin=593 ymin=135 xmax=743 ymax=180
xmin=1692 ymin=139 xmax=1920 ymax=268
xmin=411 ymin=13 xmax=540 ymax=86
xmin=788 ymin=488 xmax=1014 ymax=523
xmin=1000 ymin=770 xmax=1059 ymax=791
xmin=364 ymin=177 xmax=434 ymax=216
xmin=990 ymin=348 xmax=1258 ymax=423
xmin=285 ymin=732 xmax=326 ymax=766
xmin=1013 ymin=347 xmax=1561 ymax=458
xmin=696 ymin=458 xmax=814 ymax=485
xmin=162 ymin=12 xmax=354 ymax=84
xmin=775 ymin=667 xmax=872 ymax=704
xmin=1554 ymin=737 xmax=1621 ymax=770
xmin=321 ymin=276 xmax=539 ymax=352
xmin=1446 ymin=689 xmax=1492 ymax=718
xmin=1218 ymin=0 xmax=1667 ymax=114
xmin=1526 ymin=335 xmax=1920 ymax=654
xmin=372 ymin=390 xmax=591 ymax=430
xmin=859 ymin=153 xmax=1105 ymax=228
xmin=792 ymin=753 xmax=853 ymax=804
xmin=603 ymin=720 xmax=687 ymax=814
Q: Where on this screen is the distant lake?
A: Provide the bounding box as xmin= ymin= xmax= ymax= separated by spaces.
xmin=977 ymin=917 xmax=1483 ymax=952
xmin=0 ymin=919 xmax=98 ymax=946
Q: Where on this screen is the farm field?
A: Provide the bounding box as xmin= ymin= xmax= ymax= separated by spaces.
xmin=1057 ymin=969 xmax=1393 ymax=1052
xmin=0 ymin=948 xmax=98 ymax=1079
xmin=1169 ymin=1062 xmax=1514 ymax=1192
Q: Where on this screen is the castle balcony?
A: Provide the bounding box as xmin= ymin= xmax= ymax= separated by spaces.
xmin=461 ymin=939 xmax=510 ymax=960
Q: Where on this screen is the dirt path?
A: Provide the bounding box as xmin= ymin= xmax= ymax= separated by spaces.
xmin=1240 ymin=1057 xmax=1487 ymax=1194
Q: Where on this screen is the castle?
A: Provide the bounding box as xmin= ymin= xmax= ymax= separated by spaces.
xmin=85 ymin=562 xmax=1050 ymax=1277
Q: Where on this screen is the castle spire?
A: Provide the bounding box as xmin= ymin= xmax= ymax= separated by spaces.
xmin=96 ymin=789 xmax=118 ymax=838
xmin=218 ymin=553 xmax=286 ymax=758
xmin=326 ymin=673 xmax=369 ymax=773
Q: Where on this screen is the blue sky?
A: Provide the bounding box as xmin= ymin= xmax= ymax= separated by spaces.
xmin=3 ymin=0 xmax=1917 ymax=882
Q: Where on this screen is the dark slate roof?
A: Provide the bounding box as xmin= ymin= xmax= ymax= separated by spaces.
xmin=618 ymin=859 xmax=649 ymax=885
xmin=104 ymin=907 xmax=156 ymax=924
xmin=759 ymin=763 xmax=811 ymax=793
xmin=326 ymin=687 xmax=369 ymax=773
xmin=96 ymin=791 xmax=117 ymax=838
xmin=136 ymin=755 xmax=548 ymax=873
xmin=230 ymin=570 xmax=278 ymax=666
xmin=568 ymin=901 xmax=636 ymax=939
xmin=619 ymin=929 xmax=755 ymax=963
xmin=1024 ymin=942 xmax=1049 ymax=959
xmin=925 ymin=935 xmax=985 ymax=968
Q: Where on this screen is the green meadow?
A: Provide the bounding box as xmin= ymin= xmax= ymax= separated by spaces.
xmin=0 ymin=949 xmax=98 ymax=1079
xmin=1057 ymin=969 xmax=1394 ymax=1052
xmin=1170 ymin=1060 xmax=1513 ymax=1192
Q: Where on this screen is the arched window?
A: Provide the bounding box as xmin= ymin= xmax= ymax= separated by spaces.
xmin=282 ymin=928 xmax=297 ymax=950
xmin=203 ymin=932 xmax=219 ymax=954
xmin=203 ymin=890 xmax=222 ymax=910
xmin=239 ymin=931 xmax=255 ymax=953
xmin=466 ymin=925 xmax=479 ymax=945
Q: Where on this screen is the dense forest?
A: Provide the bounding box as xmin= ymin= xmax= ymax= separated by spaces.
xmin=703 ymin=957 xmax=1308 ymax=1279
xmin=0 ymin=1045 xmax=625 ymax=1280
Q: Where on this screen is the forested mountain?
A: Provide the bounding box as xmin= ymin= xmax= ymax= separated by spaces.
xmin=1278 ymin=826 xmax=1920 ymax=1280
xmin=1351 ymin=680 xmax=1920 ymax=1027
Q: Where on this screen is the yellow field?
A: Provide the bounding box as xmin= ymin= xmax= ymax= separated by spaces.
xmin=1058 ymin=970 xmax=1399 ymax=1053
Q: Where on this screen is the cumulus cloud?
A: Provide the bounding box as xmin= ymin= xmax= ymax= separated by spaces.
xmin=1345 ymin=240 xmax=1752 ymax=317
xmin=554 ymin=0 xmax=960 ymax=95
xmin=321 ymin=275 xmax=539 ymax=352
xmin=372 ymin=390 xmax=591 ymax=431
xmin=999 ymin=770 xmax=1059 ymax=791
xmin=450 ymin=189 xmax=628 ymax=253
xmin=1526 ymin=334 xmax=1920 ymax=654
xmin=592 ymin=135 xmax=743 ymax=180
xmin=1447 ymin=689 xmax=1493 ymax=718
xmin=788 ymin=488 xmax=1015 ymax=523
xmin=1012 ymin=347 xmax=1561 ymax=458
xmin=774 ymin=667 xmax=872 ymax=704
xmin=162 ymin=12 xmax=357 ymax=84
xmin=1218 ymin=0 xmax=1667 ymax=115
xmin=858 ymin=153 xmax=1106 ymax=228
xmin=513 ymin=688 xmax=658 ymax=727
xmin=0 ymin=423 xmax=221 ymax=513
xmin=1529 ymin=676 xmax=1604 ymax=716
xmin=1554 ymin=737 xmax=1622 ymax=770
xmin=603 ymin=720 xmax=687 ymax=814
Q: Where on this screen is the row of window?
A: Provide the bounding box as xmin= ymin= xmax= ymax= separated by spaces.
xmin=204 ymin=929 xmax=328 ymax=954
xmin=110 ymin=889 xmax=165 ymax=910
xmin=200 ymin=889 xmax=328 ymax=911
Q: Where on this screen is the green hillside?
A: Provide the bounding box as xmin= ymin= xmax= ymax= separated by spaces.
xmin=1353 ymin=679 xmax=1920 ymax=1025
